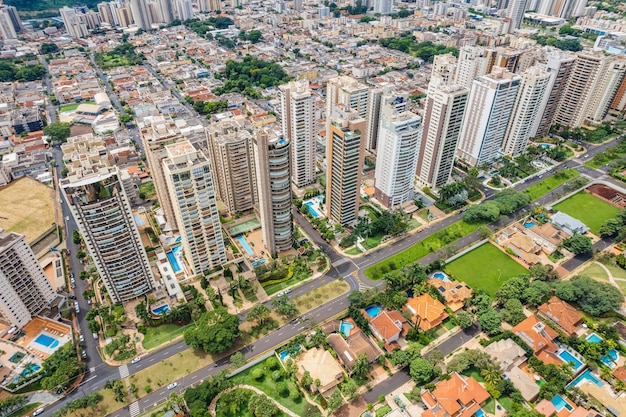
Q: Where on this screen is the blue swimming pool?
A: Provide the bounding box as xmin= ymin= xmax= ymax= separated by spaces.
xmin=236 ymin=235 xmax=254 ymax=256
xmin=304 ymin=201 xmax=321 ymax=218
xmin=167 ymin=245 xmax=182 ymax=273
xmin=364 ymin=305 xmax=382 ymax=318
xmin=557 ymin=350 xmax=583 ymax=371
xmin=134 ymin=214 xmax=144 ymax=226
xmin=474 ymin=409 xmax=485 ymax=417
xmin=550 ymin=394 xmax=573 ymax=412
xmin=152 ymin=304 xmax=170 ymax=315
xmin=22 ymin=364 xmax=41 ymax=377
xmin=279 ymin=345 xmax=301 ymax=361
xmin=567 ymin=369 xmax=604 ymax=388
xmin=524 ymin=221 xmax=536 ymax=228
xmin=252 ymin=258 xmax=266 ymax=267
xmin=600 ymin=349 xmax=619 ymax=368
xmin=586 ymin=333 xmax=602 ymax=343
xmin=339 ymin=321 xmax=354 ymax=337
xmin=433 ymin=272 xmax=446 ymax=280
xmin=34 ymin=333 xmax=60 ymax=349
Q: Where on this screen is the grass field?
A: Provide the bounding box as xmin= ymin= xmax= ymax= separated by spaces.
xmin=553 ymin=192 xmax=621 ymax=234
xmin=445 ymin=243 xmax=527 ymax=297
xmin=522 ymin=169 xmax=579 ymax=200
xmin=0 ymin=177 xmax=55 ymax=243
xmin=579 ymin=263 xmax=610 ymax=282
xmin=141 ymin=323 xmax=191 ymax=350
xmin=216 ymin=388 xmax=289 ymax=417
xmin=365 ymin=221 xmax=481 ymax=280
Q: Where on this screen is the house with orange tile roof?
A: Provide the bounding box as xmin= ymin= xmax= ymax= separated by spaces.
xmin=613 ymin=365 xmax=626 ymax=383
xmin=512 ymin=315 xmax=562 ymax=365
xmin=536 ymin=398 xmax=600 ymax=417
xmin=538 ymin=296 xmax=583 ymax=336
xmin=369 ymin=310 xmax=403 ymax=345
xmin=428 ymin=279 xmax=473 ymax=312
xmin=421 ymin=372 xmax=490 ymax=417
xmin=405 ymin=293 xmax=448 ymax=332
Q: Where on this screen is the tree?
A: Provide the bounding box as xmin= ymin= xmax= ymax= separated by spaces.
xmin=501 ymin=298 xmax=525 ymax=325
xmin=599 ymin=218 xmax=622 ymax=237
xmin=523 ymin=280 xmax=551 ymax=306
xmin=248 ymin=393 xmax=278 ymax=417
xmin=300 ymin=370 xmax=313 ymax=391
xmin=341 ymin=379 xmax=358 ymax=399
xmin=72 ymin=229 xmax=81 ymax=245
xmin=555 ymin=275 xmax=624 ymax=316
xmin=230 ymin=351 xmax=245 ymax=369
xmin=481 ymin=366 xmax=501 ymax=385
xmin=41 ymin=43 xmax=59 ymax=54
xmin=184 ymin=309 xmax=241 ymax=353
xmin=462 ymin=202 xmax=500 ymax=223
xmin=272 ymin=296 xmax=297 ymax=317
xmin=562 ymin=234 xmax=592 ymax=255
xmin=247 ymin=304 xmax=271 ymax=326
xmin=328 ymin=390 xmax=344 ymax=410
xmin=352 ymin=354 xmax=370 ymax=379
xmin=409 ymin=357 xmax=434 ymax=384
xmin=529 ymin=263 xmax=558 ymax=281
xmin=44 ymin=122 xmax=71 ymax=143
xmin=456 ymin=311 xmax=474 ymax=329
xmin=478 ymin=309 xmax=502 ymax=335
xmin=427 ymin=349 xmax=445 ymax=366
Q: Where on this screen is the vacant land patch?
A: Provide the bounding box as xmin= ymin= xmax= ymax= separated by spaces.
xmin=553 ymin=192 xmax=621 ymax=234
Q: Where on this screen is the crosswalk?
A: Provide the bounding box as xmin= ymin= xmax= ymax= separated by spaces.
xmin=128 ymin=401 xmax=140 ymax=417
xmin=352 ymin=270 xmax=370 ymax=290
xmin=118 ymin=364 xmax=129 ymax=379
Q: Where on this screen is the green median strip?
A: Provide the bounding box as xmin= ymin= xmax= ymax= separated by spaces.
xmin=522 ymin=169 xmax=579 ymax=200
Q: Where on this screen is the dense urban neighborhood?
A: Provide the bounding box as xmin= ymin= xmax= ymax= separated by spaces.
xmin=1 ymin=0 xmax=626 ymax=417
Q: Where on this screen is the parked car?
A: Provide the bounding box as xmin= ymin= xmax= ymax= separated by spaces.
xmin=79 ymin=334 xmax=84 ymax=342
xmin=131 ymin=357 xmax=141 ymax=364
xmin=33 ymin=408 xmax=44 ymax=416
xmin=81 ymin=350 xmax=87 ymax=358
xmin=167 ymin=382 xmax=178 ymax=390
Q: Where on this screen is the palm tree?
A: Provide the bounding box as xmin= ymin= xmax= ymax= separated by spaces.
xmin=481 ymin=366 xmax=501 ymax=386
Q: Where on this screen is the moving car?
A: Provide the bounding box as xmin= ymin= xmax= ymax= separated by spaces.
xmin=33 ymin=408 xmax=44 ymax=416
xmin=131 ymin=357 xmax=141 ymax=364
xmin=167 ymin=382 xmax=178 ymax=390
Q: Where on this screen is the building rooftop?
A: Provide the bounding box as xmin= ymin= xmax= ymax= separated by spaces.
xmin=537 ymin=296 xmax=583 ymax=336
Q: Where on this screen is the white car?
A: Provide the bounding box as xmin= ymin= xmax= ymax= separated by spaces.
xmin=66 ymin=216 xmax=70 ymax=221
xmin=167 ymin=382 xmax=178 ymax=390
xmin=79 ymin=334 xmax=85 ymax=342
xmin=131 ymin=357 xmax=141 ymax=364
xmin=33 ymin=408 xmax=44 ymax=416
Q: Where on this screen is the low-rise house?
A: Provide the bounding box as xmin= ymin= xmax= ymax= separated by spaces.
xmin=421 ymin=373 xmax=490 ymax=417
xmin=485 ymin=338 xmax=538 ymax=401
xmin=538 ymin=296 xmax=583 ymax=336
xmin=524 ymin=221 xmax=571 ymax=252
xmin=405 ymin=293 xmax=448 ymax=331
xmin=369 ymin=310 xmax=403 ymax=346
xmin=512 ymin=315 xmax=561 ymax=365
xmin=294 ymin=347 xmax=344 ymax=395
xmin=550 ymin=211 xmax=589 ymax=236
xmin=326 ymin=329 xmax=383 ymax=375
xmin=428 ymin=278 xmax=472 ymax=312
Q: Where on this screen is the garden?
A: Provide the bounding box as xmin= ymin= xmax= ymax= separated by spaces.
xmin=522 ymin=169 xmax=579 ymax=200
xmin=553 ymin=192 xmax=621 ymax=234
xmin=445 ymin=243 xmax=528 ymax=297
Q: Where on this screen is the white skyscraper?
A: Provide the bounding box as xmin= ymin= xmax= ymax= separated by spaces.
xmin=61 ymin=166 xmax=156 ymax=304
xmin=507 ymin=0 xmax=526 ymax=32
xmin=455 ymin=46 xmax=496 ymax=90
xmin=374 ymin=94 xmax=422 ymax=208
xmin=163 ymin=140 xmax=226 ymax=275
xmin=374 ymin=0 xmax=393 ymax=14
xmin=417 ymin=85 xmax=469 ymax=188
xmin=156 ymin=0 xmax=174 ymax=23
xmin=502 ymin=67 xmax=551 ymax=156
xmin=279 ymin=81 xmax=316 ymax=188
xmin=457 ymin=67 xmax=521 ymax=166
xmin=176 ymin=0 xmax=194 ymax=20
xmin=0 ymin=232 xmax=56 ymax=327
xmin=60 ymin=6 xmax=89 ymax=38
xmin=0 ymin=6 xmax=17 ymax=40
xmin=130 ymin=0 xmax=153 ymax=30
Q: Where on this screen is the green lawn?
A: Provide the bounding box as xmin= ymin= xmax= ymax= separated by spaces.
xmin=522 ymin=169 xmax=579 ymax=200
xmin=229 ymin=358 xmax=307 ymax=416
xmin=59 ymin=101 xmax=95 ymax=113
xmin=498 ymin=396 xmax=513 ymax=411
xmin=365 ymin=221 xmax=481 ymax=280
xmin=553 ymin=192 xmax=621 ymax=234
xmin=6 ymin=403 xmax=41 ymax=417
xmin=215 ymin=388 xmax=289 ymax=417
xmin=445 ymin=243 xmax=527 ymax=297
xmin=579 ymin=263 xmax=610 ymax=282
xmin=483 ymin=398 xmax=496 ymax=414
xmin=141 ymin=323 xmax=191 ymax=350
xmin=461 ymin=367 xmax=484 ymax=383
xmin=345 ymin=247 xmax=362 ymax=255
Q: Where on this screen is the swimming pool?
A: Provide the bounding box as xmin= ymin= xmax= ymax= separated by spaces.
xmin=567 ymin=369 xmax=604 ymax=388
xmin=432 ymin=271 xmax=450 ymax=281
xmin=34 ymin=333 xmax=60 ymax=349
xmin=600 ymin=349 xmax=619 ymax=368
xmin=364 ymin=305 xmax=382 ymax=318
xmin=586 ymin=333 xmax=602 ymax=343
xmin=339 ymin=321 xmax=354 ymax=337
xmin=557 ymin=349 xmax=583 ymax=371
xmin=167 ymin=245 xmax=182 ymax=273
xmin=252 ymin=258 xmax=266 ymax=267
xmin=550 ymin=394 xmax=573 ymax=412
xmin=279 ymin=345 xmax=301 ymax=361
xmin=524 ymin=221 xmax=536 ymax=228
xmin=134 ymin=214 xmax=144 ymax=226
xmin=22 ymin=363 xmax=41 ymax=377
xmin=152 ymin=304 xmax=171 ymax=315
xmin=236 ymin=235 xmax=254 ymax=256
xmin=474 ymin=409 xmax=485 ymax=417
xmin=304 ymin=201 xmax=321 ymax=218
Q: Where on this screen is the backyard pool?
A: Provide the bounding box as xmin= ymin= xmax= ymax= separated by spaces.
xmin=567 ymin=369 xmax=604 ymax=388
xmin=600 ymin=349 xmax=619 ymax=368
xmin=524 ymin=221 xmax=536 ymax=228
xmin=432 ymin=271 xmax=450 ymax=281
xmin=339 ymin=321 xmax=354 ymax=337
xmin=33 ymin=333 xmax=60 ymax=349
xmin=166 ymin=245 xmax=182 ymax=273
xmin=550 ymin=394 xmax=573 ymax=412
xmin=152 ymin=304 xmax=171 ymax=315
xmin=236 ymin=235 xmax=254 ymax=256
xmin=364 ymin=305 xmax=382 ymax=318
xmin=474 ymin=409 xmax=485 ymax=417
xmin=557 ymin=349 xmax=584 ymax=371
xmin=279 ymin=345 xmax=301 ymax=361
xmin=586 ymin=333 xmax=602 ymax=343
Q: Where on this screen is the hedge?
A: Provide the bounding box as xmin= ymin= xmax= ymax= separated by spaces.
xmin=261 ymin=268 xmax=294 ymax=287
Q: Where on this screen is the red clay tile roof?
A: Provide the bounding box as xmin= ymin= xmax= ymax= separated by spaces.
xmin=369 ymin=311 xmax=401 ymax=342
xmin=422 ymin=373 xmax=490 ymax=417
xmin=512 ymin=315 xmax=558 ymax=355
xmin=538 ymin=296 xmax=583 ymax=336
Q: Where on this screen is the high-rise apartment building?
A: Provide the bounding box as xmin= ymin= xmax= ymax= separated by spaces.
xmin=279 ymin=81 xmax=316 ymax=188
xmin=587 ymin=58 xmax=626 ymax=123
xmin=130 ymin=0 xmax=153 ymax=30
xmin=163 ymin=141 xmax=226 ymax=275
xmin=417 ymin=85 xmax=469 ymax=189
xmin=507 ymin=0 xmax=526 ymax=32
xmin=365 ymin=86 xmax=385 ymax=151
xmin=429 ymin=54 xmax=458 ymax=93
xmin=176 ymin=0 xmax=194 ymax=20
xmin=98 ymin=2 xmax=118 ymax=26
xmin=207 ymin=118 xmax=258 ymax=215
xmin=532 ymin=48 xmax=576 ymax=137
xmin=502 ymin=67 xmax=550 ymax=156
xmin=60 ymin=6 xmax=90 ymax=38
xmin=254 ymin=130 xmax=293 ymax=255
xmin=554 ymin=51 xmax=616 ymax=128
xmin=0 ymin=5 xmax=20 ymax=40
xmin=455 ymin=46 xmax=497 ymax=90
xmin=156 ymin=0 xmax=174 ymax=24
xmin=326 ymin=76 xmax=369 ymax=143
xmin=374 ymin=0 xmax=393 ymax=14
xmin=198 ymin=0 xmax=221 ymax=11
xmin=0 ymin=232 xmax=56 ymax=327
xmin=374 ymin=94 xmax=422 ymax=208
xmin=457 ymin=67 xmax=521 ymax=166
xmin=326 ymin=108 xmax=366 ymax=225
xmin=61 ymin=166 xmax=156 ymax=304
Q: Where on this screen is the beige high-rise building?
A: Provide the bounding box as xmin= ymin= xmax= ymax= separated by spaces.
xmin=502 ymin=67 xmax=551 ymax=157
xmin=163 ymin=140 xmax=226 ymax=275
xmin=0 ymin=232 xmax=56 ymax=327
xmin=325 ymin=76 xmax=369 ymax=144
xmin=198 ymin=0 xmax=221 ymax=12
xmin=455 ymin=46 xmax=497 ymax=90
xmin=587 ymin=58 xmax=626 ymax=123
xmin=117 ymin=5 xmax=134 ymax=27
xmin=279 ymin=81 xmax=316 ymax=188
xmin=429 ymin=53 xmax=458 ymax=93
xmin=458 ymin=67 xmax=521 ymax=166
xmin=254 ymin=130 xmax=293 ymax=255
xmin=130 ymin=0 xmax=153 ymax=30
xmin=417 ymin=85 xmax=469 ymax=189
xmin=207 ymin=118 xmax=257 ymax=215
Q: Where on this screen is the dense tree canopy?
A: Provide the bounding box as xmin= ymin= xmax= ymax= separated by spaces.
xmin=409 ymin=357 xmax=435 ymax=384
xmin=562 ymin=234 xmax=592 ymax=255
xmin=0 ymin=58 xmax=45 ymax=82
xmin=41 ymin=342 xmax=85 ymax=391
xmin=184 ymin=308 xmax=241 ymax=353
xmin=379 ymin=35 xmax=459 ymax=62
xmin=184 ymin=371 xmax=232 ymax=417
xmin=213 ymin=56 xmax=291 ymax=97
xmin=555 ymin=275 xmax=624 ymax=316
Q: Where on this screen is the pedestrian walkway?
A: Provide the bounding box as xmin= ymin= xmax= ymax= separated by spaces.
xmin=128 ymin=401 xmax=140 ymax=417
xmin=119 ymin=364 xmax=129 ymax=379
